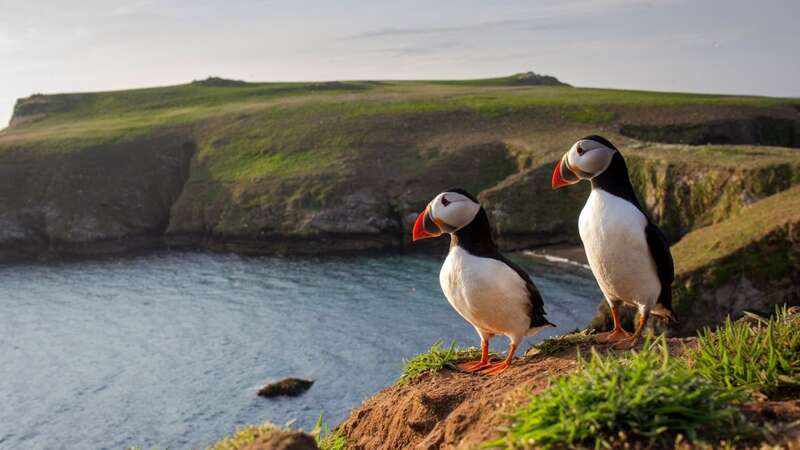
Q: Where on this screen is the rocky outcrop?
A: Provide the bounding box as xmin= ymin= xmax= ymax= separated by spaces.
xmin=191 ymin=76 xmax=249 ymax=87
xmin=9 ymin=94 xmax=87 ymax=126
xmin=510 ymin=71 xmax=569 ymax=86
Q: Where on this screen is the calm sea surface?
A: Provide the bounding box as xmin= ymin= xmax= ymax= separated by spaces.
xmin=0 ymin=251 xmax=600 ymax=449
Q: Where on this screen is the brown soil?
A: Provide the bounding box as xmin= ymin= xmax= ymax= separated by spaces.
xmin=339 ymin=352 xmax=577 ymax=450
xmin=337 ymin=338 xmax=800 ymax=450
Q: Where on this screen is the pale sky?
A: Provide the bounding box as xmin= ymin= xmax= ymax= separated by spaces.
xmin=1 ymin=0 xmax=798 ymax=127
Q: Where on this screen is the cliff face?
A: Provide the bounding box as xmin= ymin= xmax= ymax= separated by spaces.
xmin=627 ymin=145 xmax=800 ymax=241
xmin=0 ymin=132 xmax=195 ymax=260
xmin=165 ymin=139 xmax=520 ymax=255
xmin=620 ymin=116 xmax=800 ymax=148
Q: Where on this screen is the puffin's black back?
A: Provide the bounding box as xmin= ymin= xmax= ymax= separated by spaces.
xmin=449 ymin=195 xmax=554 ymax=329
xmin=590 ymin=152 xmax=643 ymax=212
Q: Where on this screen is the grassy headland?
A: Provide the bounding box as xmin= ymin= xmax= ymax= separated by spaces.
xmin=2 ymin=75 xmax=798 ymax=261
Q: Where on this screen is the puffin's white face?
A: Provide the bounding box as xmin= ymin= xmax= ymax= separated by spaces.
xmin=552 ymin=136 xmax=618 ymax=189
xmin=412 ymin=190 xmax=481 ymax=240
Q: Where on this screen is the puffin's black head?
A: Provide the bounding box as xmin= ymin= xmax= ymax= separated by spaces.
xmin=551 ymin=135 xmax=619 ymax=189
xmin=412 ymin=188 xmax=481 ymax=241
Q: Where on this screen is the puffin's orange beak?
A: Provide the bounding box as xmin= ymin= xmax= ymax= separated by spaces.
xmin=551 ymin=155 xmax=580 ymax=190
xmin=412 ymin=206 xmax=442 ymax=241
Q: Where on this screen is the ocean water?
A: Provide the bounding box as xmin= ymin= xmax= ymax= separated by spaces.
xmin=0 ymin=251 xmax=600 ymax=449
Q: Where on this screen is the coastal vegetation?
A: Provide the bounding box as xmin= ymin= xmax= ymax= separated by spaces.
xmin=689 ymin=307 xmax=800 ymax=395
xmin=398 ymin=340 xmax=493 ymax=385
xmin=489 ymin=338 xmax=746 ymax=449
xmin=336 ymin=309 xmax=800 ymax=449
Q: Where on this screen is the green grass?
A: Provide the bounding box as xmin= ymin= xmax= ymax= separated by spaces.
xmin=313 ymin=415 xmax=348 ymax=450
xmin=398 ymin=340 xmax=489 ymax=384
xmin=563 ymin=106 xmax=616 ymax=124
xmin=525 ymin=330 xmax=593 ymax=358
xmin=3 ymin=77 xmax=793 ymax=154
xmin=672 ymin=184 xmax=800 ymax=276
xmin=318 ymin=430 xmax=348 ymax=450
xmin=627 ymin=143 xmax=800 ymax=169
xmin=689 ymin=307 xmax=800 ymax=395
xmin=486 ymin=337 xmax=746 ymax=449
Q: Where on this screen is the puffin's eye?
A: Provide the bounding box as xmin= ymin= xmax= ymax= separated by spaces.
xmin=576 ymin=144 xmax=585 ymax=156
xmin=441 ymin=196 xmax=451 ymax=207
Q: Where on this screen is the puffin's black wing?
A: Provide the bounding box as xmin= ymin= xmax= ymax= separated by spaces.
xmin=645 ymin=221 xmax=675 ymax=316
xmin=497 ymin=255 xmax=556 ymax=329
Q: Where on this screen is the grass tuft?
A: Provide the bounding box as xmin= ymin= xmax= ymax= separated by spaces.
xmin=525 ymin=329 xmax=593 ymax=358
xmin=312 ymin=415 xmax=348 ymax=450
xmin=689 ymin=306 xmax=800 ymax=395
xmin=486 ymin=337 xmax=745 ymax=449
xmin=398 ymin=340 xmax=488 ymax=385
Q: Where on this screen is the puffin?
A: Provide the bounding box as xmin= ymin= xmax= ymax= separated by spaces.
xmin=412 ymin=188 xmax=555 ymax=375
xmin=551 ymin=135 xmax=676 ymax=348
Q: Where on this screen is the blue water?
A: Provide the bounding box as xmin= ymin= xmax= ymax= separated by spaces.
xmin=0 ymin=251 xmax=600 ymax=450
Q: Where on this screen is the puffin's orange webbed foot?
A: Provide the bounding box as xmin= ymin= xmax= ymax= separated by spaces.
xmin=611 ymin=314 xmax=647 ymax=350
xmin=479 ymin=361 xmax=511 ymax=376
xmin=458 ymin=339 xmax=491 ymax=373
xmin=611 ymin=335 xmax=640 ymax=350
xmin=457 ymin=360 xmax=491 ymax=373
xmin=478 ymin=343 xmax=516 ymax=376
xmin=595 ymin=328 xmax=632 ymax=343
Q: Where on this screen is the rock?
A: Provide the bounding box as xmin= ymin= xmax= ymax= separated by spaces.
xmin=192 ymin=76 xmax=248 ymax=87
xmin=241 ymin=430 xmax=319 ymax=450
xmin=258 ymin=378 xmax=314 ymax=398
xmin=511 ymin=71 xmax=569 ymax=86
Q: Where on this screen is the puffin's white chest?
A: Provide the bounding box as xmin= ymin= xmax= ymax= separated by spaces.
xmin=579 ymin=190 xmax=660 ymax=307
xmin=439 ymin=246 xmax=532 ymax=342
